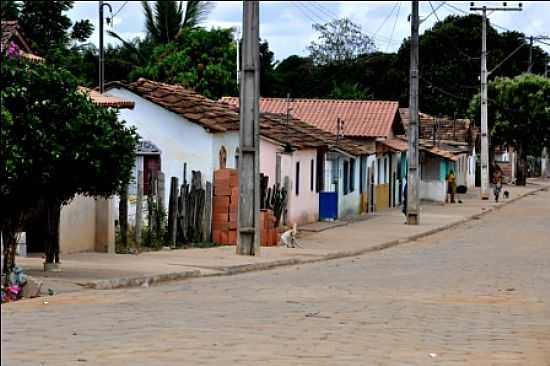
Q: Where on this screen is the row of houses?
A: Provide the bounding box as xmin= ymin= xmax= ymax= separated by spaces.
xmin=2 ymin=20 xmax=477 ymax=257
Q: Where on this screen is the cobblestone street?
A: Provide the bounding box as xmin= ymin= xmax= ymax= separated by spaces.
xmin=2 ymin=190 xmax=550 ymax=365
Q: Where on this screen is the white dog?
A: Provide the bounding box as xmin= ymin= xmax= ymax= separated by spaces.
xmin=279 ymin=223 xmax=302 ymax=248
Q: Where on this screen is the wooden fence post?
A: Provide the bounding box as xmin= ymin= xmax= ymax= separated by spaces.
xmin=135 ymin=170 xmax=144 ymax=248
xmin=119 ymin=184 xmax=128 ymax=248
xmin=203 ymin=181 xmax=212 ymax=242
xmin=168 ymin=177 xmax=179 ymax=247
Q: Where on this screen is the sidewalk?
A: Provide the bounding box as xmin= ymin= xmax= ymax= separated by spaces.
xmin=13 ymin=180 xmax=549 ymax=295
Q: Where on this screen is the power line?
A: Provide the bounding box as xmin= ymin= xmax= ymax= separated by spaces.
xmin=311 ymin=1 xmax=340 ymax=20
xmin=386 ymin=3 xmax=401 ymax=52
xmin=296 ymin=1 xmax=328 ymax=24
xmin=428 ymin=1 xmax=442 ymax=22
xmin=308 ymin=1 xmax=339 ymax=21
xmin=292 ymin=2 xmax=321 ymax=25
xmin=373 ymin=3 xmax=399 ymax=38
xmin=112 ymin=1 xmax=128 ymax=18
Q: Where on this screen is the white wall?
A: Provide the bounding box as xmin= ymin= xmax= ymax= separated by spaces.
xmin=337 ymin=155 xmax=360 ymax=218
xmin=109 ymin=88 xmax=216 ymax=206
xmin=420 ymin=180 xmax=446 ymax=202
xmin=59 ymin=195 xmax=96 ymax=254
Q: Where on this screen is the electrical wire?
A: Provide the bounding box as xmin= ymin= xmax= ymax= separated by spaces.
xmin=386 ymin=3 xmax=401 ymax=52
xmin=296 ymin=1 xmax=327 ymax=25
xmin=112 ymin=1 xmax=128 ymax=18
xmin=373 ymin=3 xmax=399 ymax=38
xmin=292 ymin=2 xmax=322 ymax=25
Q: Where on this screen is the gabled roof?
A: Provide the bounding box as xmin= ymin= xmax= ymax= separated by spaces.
xmin=105 ymin=79 xmax=371 ymax=156
xmin=381 ymin=137 xmax=464 ymax=161
xmin=78 ymin=87 xmax=135 ymax=109
xmin=220 ymin=97 xmax=401 ymax=138
xmin=1 ymin=20 xmax=44 ymax=63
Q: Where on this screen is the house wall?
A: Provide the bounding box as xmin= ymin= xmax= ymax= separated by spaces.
xmin=337 ymin=155 xmax=360 ymax=218
xmin=419 ymin=155 xmax=448 ymax=202
xmin=59 ymin=195 xmax=97 ymax=254
xmin=109 ymin=88 xmax=216 ymax=206
xmin=286 ymin=149 xmax=319 ymax=225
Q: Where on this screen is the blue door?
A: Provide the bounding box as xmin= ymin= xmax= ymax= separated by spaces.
xmin=319 ymin=192 xmax=338 ymax=220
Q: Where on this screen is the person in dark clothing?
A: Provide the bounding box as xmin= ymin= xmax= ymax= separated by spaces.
xmin=402 ymin=181 xmax=408 ymax=216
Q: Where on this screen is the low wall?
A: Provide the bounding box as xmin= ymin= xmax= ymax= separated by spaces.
xmin=420 ymin=180 xmax=446 ymax=202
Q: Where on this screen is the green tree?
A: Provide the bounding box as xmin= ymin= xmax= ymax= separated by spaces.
xmin=1 ymin=54 xmax=138 ymax=275
xmin=395 ymin=14 xmax=548 ymax=117
xmin=308 ymin=18 xmax=375 ymax=65
xmin=271 ymin=55 xmax=315 ymax=97
xmin=0 ymin=0 xmax=20 ymax=19
xmin=259 ymin=40 xmax=277 ymax=96
xmin=133 ymin=27 xmax=237 ymax=99
xmin=468 ymin=73 xmax=550 ymax=185
xmin=329 ymin=81 xmax=371 ymax=100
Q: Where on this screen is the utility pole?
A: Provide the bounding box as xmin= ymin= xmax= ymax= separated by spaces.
xmin=237 ymin=1 xmax=260 ymax=256
xmin=99 ymin=1 xmax=112 ymax=93
xmin=407 ymin=0 xmax=419 ymax=225
xmin=470 ymin=2 xmax=522 ymax=200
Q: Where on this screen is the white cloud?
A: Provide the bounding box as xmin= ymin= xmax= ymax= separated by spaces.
xmin=67 ymin=1 xmax=550 ymax=58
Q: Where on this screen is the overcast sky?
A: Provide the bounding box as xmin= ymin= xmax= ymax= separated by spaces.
xmin=68 ymin=1 xmax=550 ymax=62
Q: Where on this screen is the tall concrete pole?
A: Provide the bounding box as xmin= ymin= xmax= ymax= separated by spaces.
xmin=406 ymin=0 xmax=420 ymax=225
xmin=471 ymin=3 xmax=522 ymax=199
xmin=237 ymin=1 xmax=260 ymax=256
xmin=480 ymin=6 xmax=489 ymax=200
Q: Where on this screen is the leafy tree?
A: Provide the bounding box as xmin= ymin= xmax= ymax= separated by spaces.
xmin=329 ymin=81 xmax=371 ymax=100
xmin=271 ymin=55 xmax=315 ymax=97
xmin=395 ymin=15 xmax=548 ymax=117
xmin=133 ymin=27 xmax=237 ymax=99
xmin=0 ymin=0 xmax=20 ymax=19
xmin=259 ymin=40 xmax=277 ymax=96
xmin=71 ymin=19 xmax=94 ymax=42
xmin=308 ymin=18 xmax=375 ymax=65
xmin=1 ymin=54 xmax=138 ymax=275
xmin=468 ymin=73 xmax=550 ymax=185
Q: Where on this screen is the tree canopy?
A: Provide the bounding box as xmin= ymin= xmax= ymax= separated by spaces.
xmin=133 ymin=27 xmax=237 ymax=99
xmin=1 ymin=53 xmax=138 ymax=269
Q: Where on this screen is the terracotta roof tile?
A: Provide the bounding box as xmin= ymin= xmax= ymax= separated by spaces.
xmin=78 ymin=87 xmax=135 ymax=109
xmin=221 ymin=97 xmax=400 ymax=138
xmin=105 ymin=79 xmax=371 ymax=155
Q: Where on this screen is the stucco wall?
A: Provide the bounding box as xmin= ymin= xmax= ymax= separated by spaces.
xmin=285 ymin=149 xmax=319 ymax=225
xmin=420 ymin=179 xmax=446 ymax=202
xmin=109 ymin=88 xmax=215 ymax=206
xmin=59 ymin=195 xmax=96 ymax=254
xmin=337 ymin=155 xmax=360 ymax=218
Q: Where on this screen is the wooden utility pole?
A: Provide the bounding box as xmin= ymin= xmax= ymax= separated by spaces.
xmin=470 ymin=3 xmax=522 ymax=199
xmin=407 ymin=0 xmax=420 ymax=225
xmin=237 ymin=1 xmax=260 ymax=256
xmin=135 ymin=170 xmax=144 ymax=248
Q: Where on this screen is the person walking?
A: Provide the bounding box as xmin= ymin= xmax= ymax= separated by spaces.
xmin=446 ymin=169 xmax=456 ymax=203
xmin=493 ymin=168 xmax=503 ymax=202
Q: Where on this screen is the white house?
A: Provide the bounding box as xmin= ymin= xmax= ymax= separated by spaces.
xmin=106 ymin=79 xmax=367 ymax=228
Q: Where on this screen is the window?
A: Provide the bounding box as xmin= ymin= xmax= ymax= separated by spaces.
xmin=349 ymin=158 xmax=355 ymax=192
xmin=295 ymin=162 xmax=300 ymax=195
xmin=343 ymin=160 xmax=349 ymax=195
xmin=310 ymin=159 xmax=314 ymax=191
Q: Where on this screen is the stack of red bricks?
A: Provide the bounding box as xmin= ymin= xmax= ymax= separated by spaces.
xmin=212 ymin=169 xmax=238 ymax=245
xmin=260 ymin=209 xmax=279 ymax=246
xmin=212 ymin=169 xmax=280 ymax=247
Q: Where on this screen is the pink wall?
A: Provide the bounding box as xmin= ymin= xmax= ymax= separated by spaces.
xmin=259 ymin=140 xmax=319 ymax=226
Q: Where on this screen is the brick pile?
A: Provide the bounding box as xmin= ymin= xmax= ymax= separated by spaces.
xmin=212 ymin=169 xmax=238 ymax=245
xmin=212 ymin=169 xmax=279 ymax=246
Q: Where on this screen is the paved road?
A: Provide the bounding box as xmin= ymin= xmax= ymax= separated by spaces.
xmin=2 ymin=189 xmax=550 ymax=365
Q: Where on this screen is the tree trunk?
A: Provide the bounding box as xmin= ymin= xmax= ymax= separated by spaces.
xmin=119 ymin=185 xmax=128 ymax=247
xmin=2 ymin=230 xmax=18 ymax=286
xmin=516 ymin=145 xmax=527 ymax=186
xmin=44 ymin=202 xmax=61 ymax=264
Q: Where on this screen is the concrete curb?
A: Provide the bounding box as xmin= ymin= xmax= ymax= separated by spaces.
xmin=78 ymin=186 xmax=547 ymax=290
